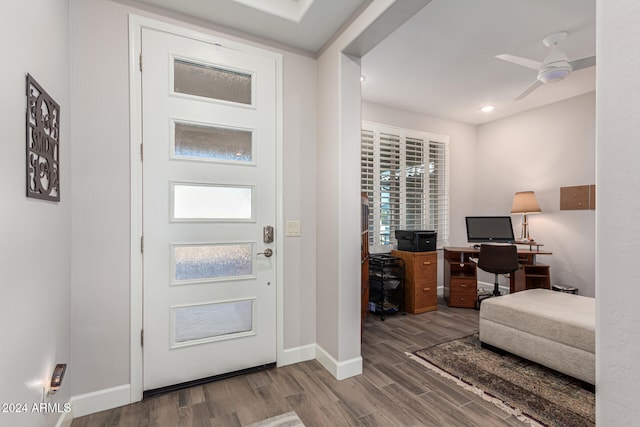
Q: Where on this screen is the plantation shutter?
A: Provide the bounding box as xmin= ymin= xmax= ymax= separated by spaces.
xmin=360 ymin=129 xmax=375 ymax=246
xmin=361 ymin=122 xmax=449 ymax=253
xmin=427 ymin=140 xmax=449 ymax=242
xmin=378 ymin=132 xmax=401 ymax=247
xmin=405 ymin=137 xmax=425 ymax=231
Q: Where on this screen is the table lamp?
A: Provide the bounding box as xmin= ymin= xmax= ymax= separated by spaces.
xmin=511 ymin=191 xmax=541 ymax=241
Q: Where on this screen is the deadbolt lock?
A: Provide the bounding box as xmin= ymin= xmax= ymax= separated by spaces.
xmin=263 ymin=226 xmax=274 ymax=243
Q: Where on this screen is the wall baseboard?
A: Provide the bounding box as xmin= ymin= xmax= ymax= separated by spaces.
xmin=477 ymin=280 xmax=510 ymax=293
xmin=281 ymin=344 xmax=316 ymax=366
xmin=55 ymin=410 xmax=74 ymax=427
xmin=69 ymin=384 xmax=131 ymax=418
xmin=315 ymin=344 xmax=362 ymax=380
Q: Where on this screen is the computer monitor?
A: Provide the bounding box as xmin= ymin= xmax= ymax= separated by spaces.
xmin=465 ymin=216 xmax=515 ymax=243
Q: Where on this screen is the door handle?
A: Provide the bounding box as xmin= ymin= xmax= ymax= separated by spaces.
xmin=257 ymin=248 xmax=273 ymax=258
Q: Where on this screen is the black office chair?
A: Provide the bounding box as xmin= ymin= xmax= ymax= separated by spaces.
xmin=476 ymin=244 xmax=520 ymax=308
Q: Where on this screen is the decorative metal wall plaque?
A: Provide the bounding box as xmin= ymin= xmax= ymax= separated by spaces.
xmin=26 ymin=74 xmax=60 ymax=201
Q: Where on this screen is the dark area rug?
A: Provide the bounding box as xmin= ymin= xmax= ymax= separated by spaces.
xmin=408 ymin=335 xmax=595 ymax=427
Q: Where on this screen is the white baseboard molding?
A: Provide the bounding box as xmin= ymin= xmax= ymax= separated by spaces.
xmin=477 ymin=280 xmax=510 ymax=293
xmin=55 ymin=410 xmax=74 ymax=427
xmin=69 ymin=384 xmax=131 ymax=418
xmin=315 ymin=344 xmax=362 ymax=380
xmin=280 ymin=344 xmax=316 ymax=366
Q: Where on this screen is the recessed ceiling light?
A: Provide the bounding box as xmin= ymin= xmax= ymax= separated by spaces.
xmin=480 ymin=105 xmax=495 ymax=113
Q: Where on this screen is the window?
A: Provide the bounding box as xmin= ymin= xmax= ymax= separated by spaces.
xmin=361 ymin=122 xmax=449 ymax=253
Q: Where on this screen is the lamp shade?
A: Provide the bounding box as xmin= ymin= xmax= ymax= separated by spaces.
xmin=511 ymin=191 xmax=541 ymax=214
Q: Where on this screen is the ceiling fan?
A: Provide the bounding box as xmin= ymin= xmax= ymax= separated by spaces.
xmin=496 ymin=32 xmax=596 ymax=100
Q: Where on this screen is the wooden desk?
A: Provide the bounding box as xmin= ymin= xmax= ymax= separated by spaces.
xmin=443 ymin=246 xmax=552 ymax=308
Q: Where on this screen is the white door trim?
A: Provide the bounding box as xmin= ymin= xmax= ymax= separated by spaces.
xmin=128 ymin=14 xmax=284 ymax=402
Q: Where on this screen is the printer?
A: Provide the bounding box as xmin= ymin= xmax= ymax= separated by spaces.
xmin=395 ymin=230 xmax=437 ymax=252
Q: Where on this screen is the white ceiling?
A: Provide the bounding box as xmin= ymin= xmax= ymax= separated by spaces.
xmin=362 ymin=0 xmax=596 ymax=124
xmin=131 ymin=0 xmax=596 ymax=125
xmin=130 ymin=0 xmax=368 ymax=53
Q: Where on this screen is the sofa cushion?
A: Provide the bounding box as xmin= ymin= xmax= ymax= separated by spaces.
xmin=479 ymin=289 xmax=595 ymax=353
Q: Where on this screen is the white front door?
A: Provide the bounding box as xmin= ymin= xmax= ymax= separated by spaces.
xmin=141 ymin=27 xmax=278 ymax=392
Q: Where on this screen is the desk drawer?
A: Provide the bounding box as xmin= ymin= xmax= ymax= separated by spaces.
xmin=448 ymin=293 xmax=476 ymax=308
xmin=414 ymin=253 xmax=437 ymax=278
xmin=448 ymin=278 xmax=477 ymax=308
xmin=450 ymin=279 xmax=475 ymax=293
xmin=411 ymin=280 xmax=437 ymax=313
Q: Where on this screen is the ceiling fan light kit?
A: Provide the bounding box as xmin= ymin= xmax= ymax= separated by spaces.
xmin=538 ymin=65 xmax=572 ymax=83
xmin=496 ymin=31 xmax=596 ymax=99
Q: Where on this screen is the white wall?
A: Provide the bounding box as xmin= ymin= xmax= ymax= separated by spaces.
xmin=596 ymin=1 xmax=640 ymax=423
xmin=282 ymin=48 xmax=318 ymax=355
xmin=0 ymin=1 xmax=72 ymax=426
xmin=476 ymin=92 xmax=596 ymax=297
xmin=69 ymin=0 xmax=317 ymax=396
xmin=69 ymin=0 xmax=131 ymax=394
xmin=315 ymin=0 xmax=422 ymax=378
xmin=315 ymin=49 xmax=361 ymax=371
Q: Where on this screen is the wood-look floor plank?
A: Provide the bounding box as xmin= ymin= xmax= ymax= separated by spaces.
xmin=411 ymin=366 xmax=485 ymax=408
xmin=380 ymin=382 xmax=466 ymax=427
xmin=126 ymin=402 xmax=153 ymax=427
xmin=417 ymin=387 xmax=507 ymax=427
xmin=370 ymin=360 xmax=432 ymax=396
xmin=148 ymin=393 xmax=179 ymax=427
xmin=253 ymin=383 xmax=295 ymax=418
xmin=364 ymin=340 xmax=413 ymax=366
xmin=225 ymin=376 xmax=273 ymax=426
xmin=460 ymin=401 xmax=524 ymax=427
xmin=287 ymin=365 xmax=340 ymax=408
xmin=353 ymin=374 xmax=425 ymax=426
xmin=266 ymin=366 xmax=306 ymax=397
xmin=202 ymin=380 xmax=237 ymax=420
xmin=71 ymin=300 xmax=526 ymax=427
xmin=356 ymin=411 xmax=398 ymax=427
xmin=317 ymin=400 xmax=362 ymax=427
xmin=208 ymin=411 xmax=242 ymax=427
xmin=246 ymin=369 xmax=273 ymax=390
xmin=76 ymin=406 xmax=122 ymax=427
xmin=468 ymin=393 xmax=524 ymax=423
xmin=360 ymin=361 xmax=395 ymax=390
xmin=316 ymin=373 xmax=378 ymax=419
xmin=189 ymin=401 xmax=212 ymax=427
xmin=286 ymin=392 xmax=350 ymax=427
xmin=177 ymin=405 xmax=194 ymax=427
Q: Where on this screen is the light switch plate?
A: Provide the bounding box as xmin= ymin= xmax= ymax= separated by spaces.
xmin=286 ymin=220 xmax=301 ymax=237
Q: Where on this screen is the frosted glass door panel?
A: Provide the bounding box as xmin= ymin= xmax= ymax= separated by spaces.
xmin=172 ymin=183 xmax=253 ymax=220
xmin=173 ymin=243 xmax=253 ymax=283
xmin=174 ymin=59 xmax=252 ymax=105
xmin=173 ymin=300 xmax=254 ymax=346
xmin=174 ymin=121 xmax=253 ymax=162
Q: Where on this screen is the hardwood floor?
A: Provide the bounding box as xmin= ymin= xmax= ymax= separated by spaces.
xmin=71 ymin=300 xmax=526 ymax=426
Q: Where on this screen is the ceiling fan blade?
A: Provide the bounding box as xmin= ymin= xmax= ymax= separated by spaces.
xmin=515 ymin=80 xmax=543 ymax=101
xmin=495 ymin=54 xmax=541 ymax=71
xmin=570 ymin=55 xmax=596 ymax=71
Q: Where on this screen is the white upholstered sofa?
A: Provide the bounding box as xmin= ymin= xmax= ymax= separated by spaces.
xmin=479 ymin=288 xmax=595 ymax=385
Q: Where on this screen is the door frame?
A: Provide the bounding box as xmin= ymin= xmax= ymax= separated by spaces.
xmin=128 ymin=14 xmax=284 ymax=402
